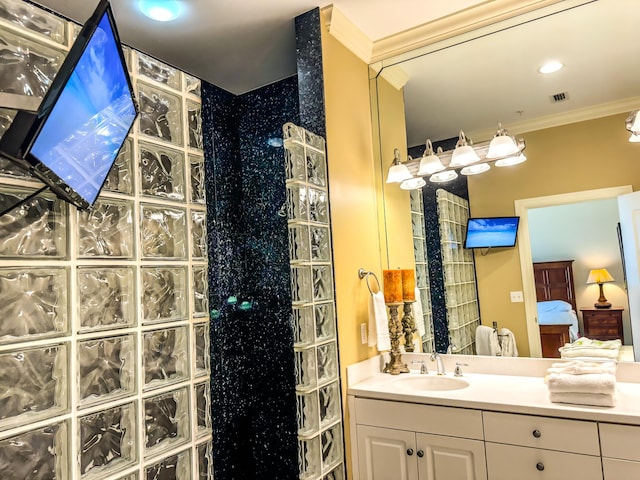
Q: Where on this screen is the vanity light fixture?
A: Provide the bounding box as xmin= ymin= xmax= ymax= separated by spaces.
xmin=630 ymin=133 xmax=640 ymax=143
xmin=386 ymin=148 xmax=413 ymax=183
xmin=430 ymin=170 xmax=458 ymax=183
xmin=486 ymin=122 xmax=520 ymax=158
xmin=417 ymin=140 xmax=445 ymax=175
xmin=449 ymin=131 xmax=480 ymax=167
xmin=461 ymin=163 xmax=490 ymax=175
xmin=495 ymin=153 xmax=527 ymax=167
xmin=400 ymin=176 xmax=427 ymax=190
xmin=626 ymin=110 xmax=640 ymax=142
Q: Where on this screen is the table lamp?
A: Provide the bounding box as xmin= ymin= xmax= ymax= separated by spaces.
xmin=586 ymin=268 xmax=615 ymax=308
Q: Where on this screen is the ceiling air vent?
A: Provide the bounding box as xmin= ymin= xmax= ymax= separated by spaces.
xmin=550 ymin=91 xmax=569 ymax=103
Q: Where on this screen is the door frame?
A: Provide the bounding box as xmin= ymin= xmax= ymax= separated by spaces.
xmin=514 ymin=185 xmax=633 ymax=357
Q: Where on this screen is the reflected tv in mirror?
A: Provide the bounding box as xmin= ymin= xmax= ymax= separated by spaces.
xmin=0 ymin=0 xmax=138 ymax=210
xmin=464 ymin=216 xmax=520 ymax=249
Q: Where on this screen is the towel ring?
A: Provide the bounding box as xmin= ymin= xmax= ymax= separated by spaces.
xmin=358 ymin=268 xmax=381 ymax=295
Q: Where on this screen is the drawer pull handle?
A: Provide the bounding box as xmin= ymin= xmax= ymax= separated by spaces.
xmin=536 ymin=462 xmax=545 ymax=471
xmin=532 ymin=429 xmax=542 ymax=438
xmin=417 ymin=450 xmax=424 ymax=458
xmin=407 ymin=449 xmax=414 ymax=456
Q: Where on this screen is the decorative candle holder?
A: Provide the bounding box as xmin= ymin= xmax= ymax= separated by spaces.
xmin=401 ymin=301 xmax=416 ymax=352
xmin=383 ymin=303 xmax=409 ymax=375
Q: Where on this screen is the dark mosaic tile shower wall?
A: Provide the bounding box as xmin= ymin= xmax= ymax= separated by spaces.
xmin=202 ymin=77 xmax=301 ymax=479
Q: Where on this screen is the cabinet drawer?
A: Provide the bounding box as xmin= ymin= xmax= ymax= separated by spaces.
xmin=600 ymin=423 xmax=640 ymax=461
xmin=602 ymin=458 xmax=640 ymax=478
xmin=486 ymin=442 xmax=603 ymax=480
xmin=483 ymin=411 xmax=599 ymax=455
xmin=354 ymin=398 xmax=483 ymax=440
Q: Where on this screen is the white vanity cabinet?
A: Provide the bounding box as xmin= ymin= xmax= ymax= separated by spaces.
xmin=353 ymin=398 xmax=487 ymax=480
xmin=600 ymin=423 xmax=640 ymax=478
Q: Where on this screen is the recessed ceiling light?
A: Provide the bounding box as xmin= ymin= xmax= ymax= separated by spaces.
xmin=538 ymin=61 xmax=564 ymax=74
xmin=139 ymin=0 xmax=182 ymax=21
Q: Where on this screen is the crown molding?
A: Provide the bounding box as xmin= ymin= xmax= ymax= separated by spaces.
xmin=379 ymin=65 xmax=409 ymax=91
xmin=321 ymin=5 xmax=374 ymax=64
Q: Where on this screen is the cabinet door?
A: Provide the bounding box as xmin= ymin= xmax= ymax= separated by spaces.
xmin=416 ymin=433 xmax=487 ymax=480
xmin=357 ymin=425 xmax=418 ymax=480
xmin=603 ymin=458 xmax=640 ymax=478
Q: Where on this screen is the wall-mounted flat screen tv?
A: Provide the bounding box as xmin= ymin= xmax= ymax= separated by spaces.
xmin=0 ymin=0 xmax=138 ymax=210
xmin=464 ymin=216 xmax=520 ymax=249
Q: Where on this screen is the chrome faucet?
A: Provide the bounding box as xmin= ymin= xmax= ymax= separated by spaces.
xmin=430 ymin=352 xmax=446 ymax=375
xmin=411 ymin=360 xmax=428 ymax=374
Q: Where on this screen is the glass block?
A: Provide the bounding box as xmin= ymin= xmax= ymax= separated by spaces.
xmin=290 ymin=265 xmax=312 ymax=305
xmin=298 ymin=435 xmax=321 ymax=480
xmin=191 ymin=210 xmax=207 ymax=259
xmin=0 ymin=267 xmax=67 ymax=343
xmin=195 ymin=381 xmax=211 ymax=435
xmin=137 ymin=81 xmax=183 ymax=146
xmin=145 ymin=449 xmax=191 ymax=480
xmin=315 ymin=303 xmax=336 ymax=342
xmin=414 ymin=238 xmax=426 ymax=263
xmin=185 ymin=74 xmax=201 ymax=97
xmin=296 ymin=390 xmax=319 ymax=437
xmin=141 ymin=266 xmax=187 ymax=323
xmin=0 ymin=343 xmax=68 ymax=431
xmin=193 ymin=322 xmax=210 ymax=377
xmin=78 ymin=267 xmax=136 ymax=331
xmin=78 ymin=402 xmax=137 ymax=477
xmin=286 ymin=183 xmax=308 ymax=222
xmin=139 ymin=141 xmax=185 ymax=200
xmin=292 ymin=305 xmax=314 ymax=347
xmin=0 ymin=421 xmax=67 ymax=479
xmin=192 ymin=265 xmax=208 ymax=316
xmin=0 ymin=107 xmax=16 ymax=140
xmin=321 ymin=423 xmax=343 ymax=470
xmin=0 ymin=27 xmax=64 ymax=98
xmin=187 ymin=100 xmax=203 ymax=150
xmin=284 ymin=141 xmax=305 ymax=181
xmin=121 ymin=45 xmax=132 ymax=73
xmin=283 ymin=122 xmax=304 ymax=143
xmin=310 ymin=226 xmax=330 ymax=261
xmin=115 ymin=473 xmax=137 ymax=480
xmin=306 ymin=148 xmax=327 ymax=187
xmin=140 ymin=205 xmax=187 ymax=259
xmin=103 ymin=137 xmax=134 ymax=194
xmin=317 ymin=342 xmax=338 ymax=385
xmin=78 ymin=335 xmax=136 ymax=406
xmin=71 ymin=22 xmax=81 ymax=42
xmin=0 ymin=0 xmax=66 ymax=43
xmin=0 ymin=188 xmax=66 ymax=257
xmin=196 ymin=442 xmax=213 ymax=480
xmin=323 ymin=465 xmax=345 ymax=480
xmin=305 ymin=130 xmax=326 ymax=152
xmin=312 ymin=266 xmax=333 ymax=301
xmin=288 ymin=224 xmax=310 ymax=263
xmin=294 ymin=346 xmax=317 ymax=392
xmin=143 ymin=387 xmax=190 ymax=456
xmin=137 ymin=52 xmax=181 ymax=90
xmin=143 ymin=325 xmax=189 ymax=390
xmin=78 ymin=198 xmax=134 ymax=258
xmin=319 ymin=381 xmax=341 ymax=428
xmin=308 ymin=187 xmax=328 ymax=224
xmin=190 ymin=155 xmax=206 ymax=204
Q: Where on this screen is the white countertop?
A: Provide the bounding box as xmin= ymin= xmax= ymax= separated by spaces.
xmin=347 ymin=354 xmax=640 ymax=425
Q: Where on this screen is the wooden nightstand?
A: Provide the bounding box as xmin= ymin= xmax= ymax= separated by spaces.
xmin=580 ymin=307 xmax=624 ymax=341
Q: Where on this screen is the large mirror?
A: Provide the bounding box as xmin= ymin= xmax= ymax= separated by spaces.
xmin=373 ymin=0 xmax=640 ymax=360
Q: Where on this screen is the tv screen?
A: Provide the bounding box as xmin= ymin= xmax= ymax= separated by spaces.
xmin=0 ymin=0 xmax=137 ymax=209
xmin=464 ymin=216 xmax=520 ymax=249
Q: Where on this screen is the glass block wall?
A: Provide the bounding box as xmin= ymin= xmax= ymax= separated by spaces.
xmin=283 ymin=123 xmax=344 ymax=480
xmin=436 ymin=189 xmax=480 ymax=354
xmin=410 ymin=189 xmax=435 ymax=353
xmin=0 ymin=1 xmax=212 ymax=478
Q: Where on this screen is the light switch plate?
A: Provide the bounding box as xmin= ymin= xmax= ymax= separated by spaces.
xmin=510 ymin=291 xmax=524 ymax=302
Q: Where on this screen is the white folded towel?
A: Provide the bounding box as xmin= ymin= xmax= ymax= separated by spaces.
xmin=560 ymin=347 xmax=620 ymax=360
xmin=549 ymin=391 xmax=616 ymax=408
xmin=548 ymin=361 xmax=617 ymax=376
xmin=368 ymin=291 xmax=391 ymax=351
xmin=561 ymin=337 xmax=622 ymax=350
xmin=547 ymin=372 xmax=617 ymax=394
xmin=499 ymin=328 xmax=518 ymax=357
xmin=412 ymin=287 xmax=426 ymax=337
xmin=476 ymin=325 xmax=502 ymax=356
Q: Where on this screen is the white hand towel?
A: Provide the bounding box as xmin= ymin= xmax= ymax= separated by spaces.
xmin=547 ymin=372 xmax=617 ymax=394
xmin=559 ymin=347 xmax=620 ymax=360
xmin=475 ymin=325 xmax=502 ymax=356
xmin=548 ymin=361 xmax=617 ymax=376
xmin=368 ymin=291 xmax=391 ymax=351
xmin=499 ymin=328 xmax=518 ymax=357
xmin=549 ymin=391 xmax=616 ymax=408
xmin=412 ymin=287 xmax=426 ymax=337
xmin=562 ymin=337 xmax=622 ymax=350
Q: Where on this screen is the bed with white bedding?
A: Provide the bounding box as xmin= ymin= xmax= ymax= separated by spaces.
xmin=537 ymin=300 xmax=580 ymax=342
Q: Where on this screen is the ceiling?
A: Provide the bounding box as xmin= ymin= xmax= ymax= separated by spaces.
xmin=30 ymin=0 xmax=486 ymax=95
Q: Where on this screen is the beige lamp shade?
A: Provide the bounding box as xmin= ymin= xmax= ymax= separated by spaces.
xmin=586 ymin=268 xmax=615 ymax=284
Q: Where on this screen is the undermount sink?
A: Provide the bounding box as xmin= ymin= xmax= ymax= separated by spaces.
xmin=393 ymin=375 xmax=470 ymax=391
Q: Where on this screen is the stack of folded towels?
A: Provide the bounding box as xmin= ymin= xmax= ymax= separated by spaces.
xmin=558 ymin=337 xmax=622 ymax=361
xmin=546 ymin=360 xmax=617 ymax=407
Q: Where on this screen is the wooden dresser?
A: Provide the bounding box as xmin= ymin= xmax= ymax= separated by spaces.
xmin=580 ymin=308 xmax=624 ymax=341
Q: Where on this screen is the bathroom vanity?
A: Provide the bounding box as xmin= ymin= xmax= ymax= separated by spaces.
xmin=348 ymin=354 xmax=640 ymax=479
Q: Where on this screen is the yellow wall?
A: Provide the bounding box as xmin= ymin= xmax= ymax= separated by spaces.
xmin=469 ymin=113 xmax=640 ymax=356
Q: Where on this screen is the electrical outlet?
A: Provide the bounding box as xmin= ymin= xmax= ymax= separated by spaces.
xmin=510 ymin=291 xmax=524 ymax=302
xmin=360 ymin=323 xmax=367 ymax=344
